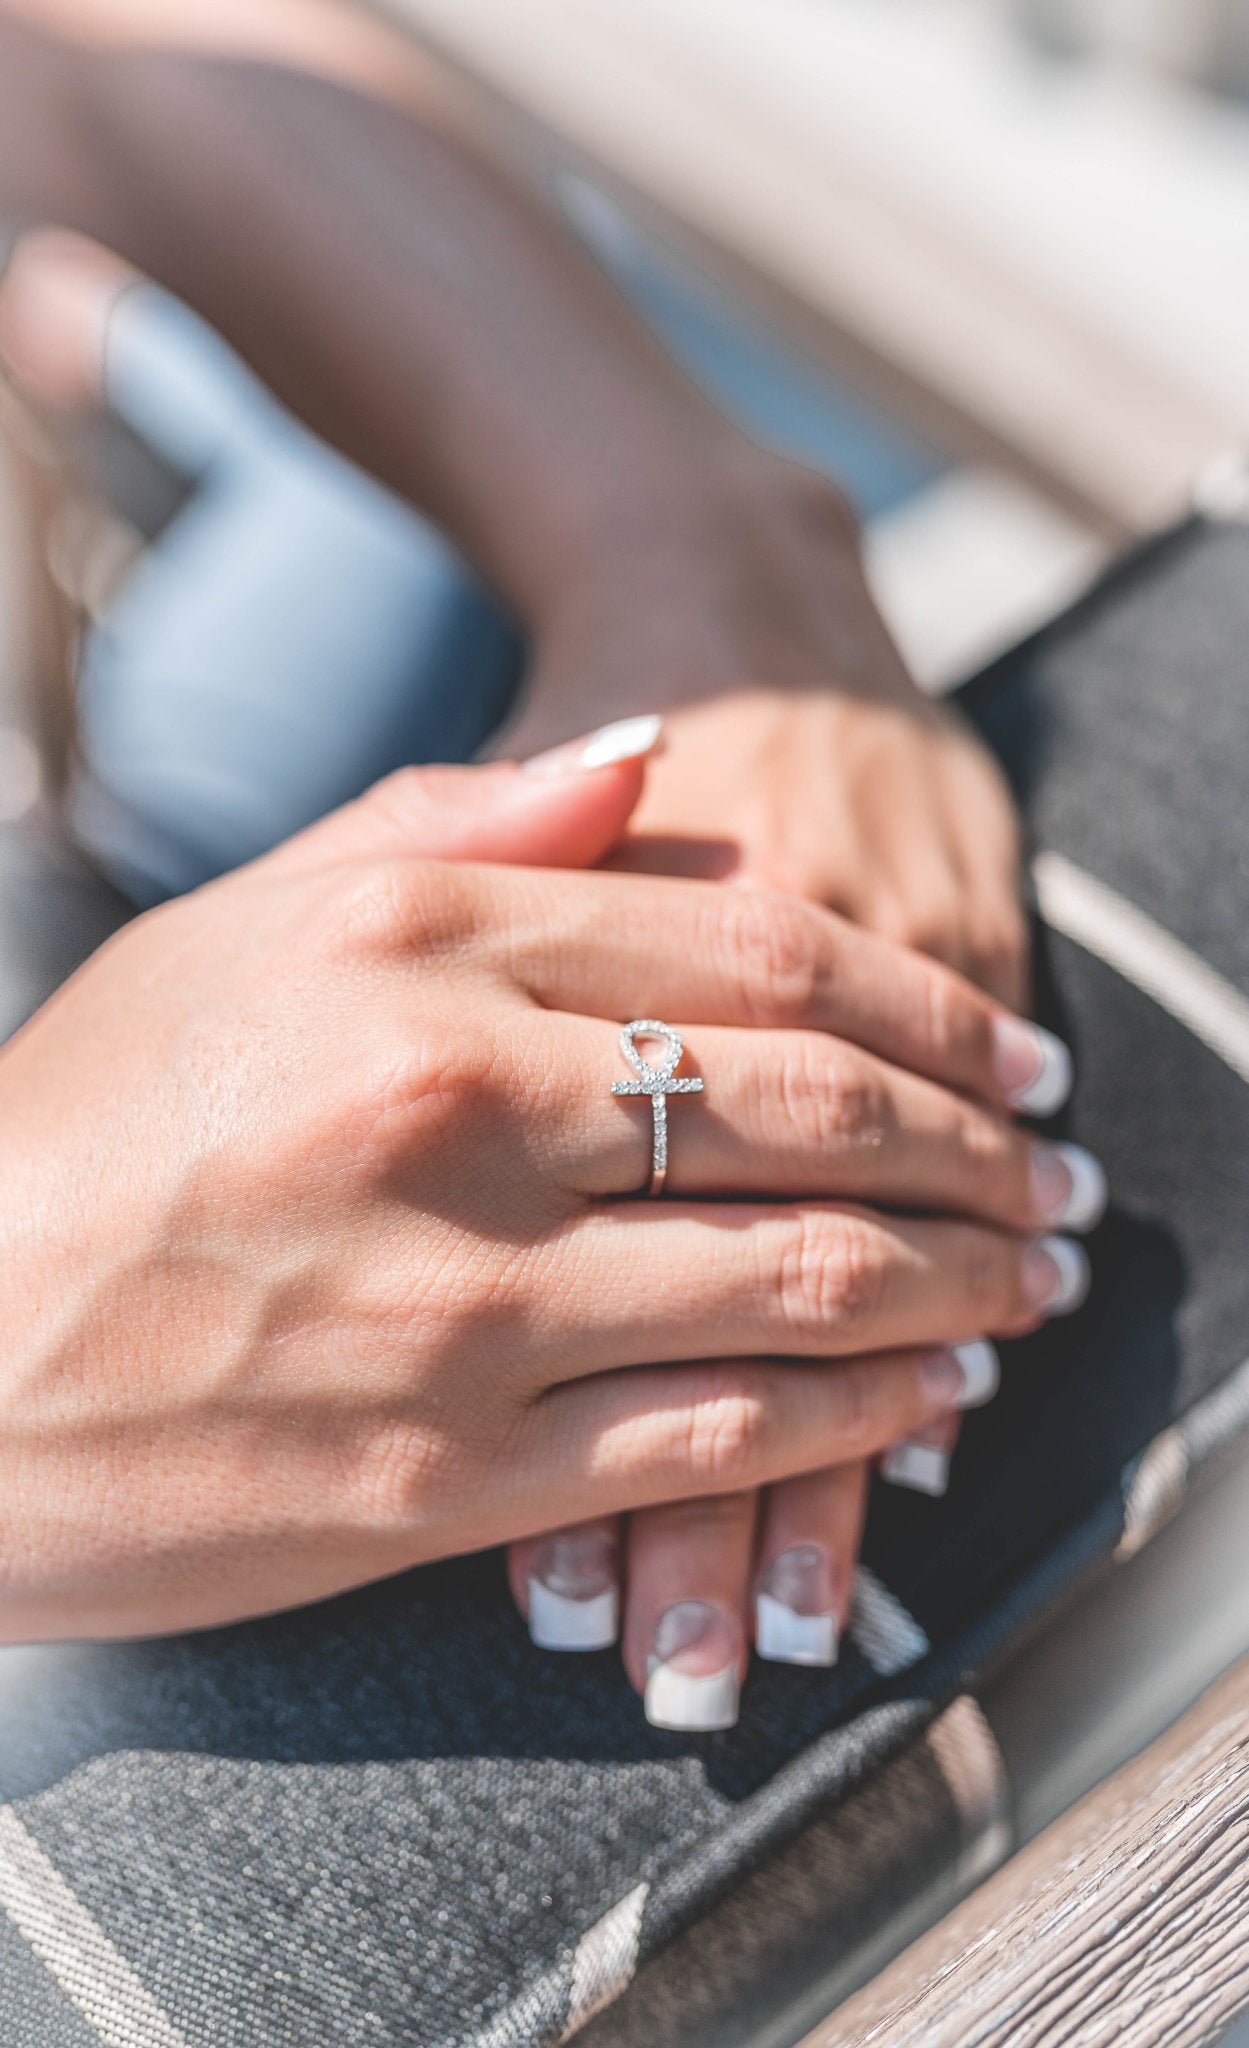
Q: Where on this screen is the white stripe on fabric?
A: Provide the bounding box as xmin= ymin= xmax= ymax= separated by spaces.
xmin=1180 ymin=1354 xmax=1249 ymax=1466
xmin=0 ymin=1807 xmax=190 ymax=2048
xmin=850 ymin=1567 xmax=929 ymax=1677
xmin=926 ymin=1695 xmax=1012 ymax=1884
xmin=1033 ymin=851 xmax=1249 ymax=1087
xmin=560 ymin=1882 xmax=650 ymax=2040
xmin=1116 ymin=1427 xmax=1190 ymax=1561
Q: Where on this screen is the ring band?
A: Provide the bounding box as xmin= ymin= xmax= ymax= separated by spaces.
xmin=611 ymin=1019 xmax=704 ymax=1197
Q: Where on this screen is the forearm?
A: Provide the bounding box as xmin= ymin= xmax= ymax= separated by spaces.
xmin=3 ymin=22 xmax=750 ymax=632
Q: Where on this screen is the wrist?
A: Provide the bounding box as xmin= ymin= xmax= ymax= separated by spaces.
xmin=551 ymin=439 xmax=857 ymax=613
xmin=508 ymin=449 xmax=870 ymax=750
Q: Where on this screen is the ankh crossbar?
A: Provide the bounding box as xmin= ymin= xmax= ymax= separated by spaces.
xmin=611 ymin=1019 xmax=704 ymax=1197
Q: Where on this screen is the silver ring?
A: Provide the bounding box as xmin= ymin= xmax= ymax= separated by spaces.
xmin=611 ymin=1019 xmax=704 ymax=1197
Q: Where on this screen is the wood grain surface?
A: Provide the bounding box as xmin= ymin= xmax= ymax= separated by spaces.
xmin=808 ymin=1657 xmax=1249 ymax=2048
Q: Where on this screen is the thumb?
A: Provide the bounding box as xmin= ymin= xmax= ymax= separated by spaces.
xmin=263 ymin=716 xmax=661 ymax=877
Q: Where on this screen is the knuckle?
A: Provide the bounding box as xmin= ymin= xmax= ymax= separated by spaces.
xmin=780 ymin=1038 xmax=887 ymax=1155
xmin=681 ymin=1371 xmax=773 ymax=1489
xmin=350 ymin=1418 xmax=458 ymax=1533
xmin=954 ymin=1104 xmax=1018 ymax=1201
xmin=720 ymin=892 xmax=823 ymax=1026
xmin=328 ymin=858 xmax=463 ymax=962
xmin=827 ymin=1365 xmax=878 ymax=1459
xmin=775 ymin=1211 xmax=883 ymax=1340
xmin=357 ymin=1022 xmax=505 ymax=1160
xmin=959 ymin=1228 xmax=1016 ymax=1322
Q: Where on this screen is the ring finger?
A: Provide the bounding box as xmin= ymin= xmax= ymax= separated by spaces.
xmin=530 ymin=1016 xmax=1105 ymax=1235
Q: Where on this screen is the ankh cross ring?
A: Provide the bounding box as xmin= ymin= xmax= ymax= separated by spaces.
xmin=611 ymin=1019 xmax=704 ymax=1197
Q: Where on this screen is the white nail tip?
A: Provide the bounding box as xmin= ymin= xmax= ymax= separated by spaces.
xmin=1039 ymin=1234 xmax=1091 ymax=1314
xmin=1012 ymin=1027 xmax=1073 ymax=1117
xmin=578 ymin=714 xmax=663 ymax=770
xmin=952 ymin=1339 xmax=1000 ymax=1409
xmin=882 ymin=1442 xmax=951 ymax=1497
xmin=1053 ymin=1143 xmax=1108 ymax=1232
xmin=644 ymin=1662 xmax=740 ymax=1731
xmin=527 ymin=1579 xmax=618 ymax=1652
xmin=755 ymin=1592 xmax=839 ymax=1666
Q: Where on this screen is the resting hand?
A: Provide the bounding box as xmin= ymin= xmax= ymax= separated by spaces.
xmin=508 ymin=455 xmax=1029 ymax=1009
xmin=505 ymin=462 xmax=1096 ymax=1723
xmin=0 ymin=732 xmax=1079 ymax=1643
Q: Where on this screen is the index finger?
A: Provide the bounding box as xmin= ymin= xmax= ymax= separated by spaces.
xmin=490 ymin=868 xmax=1070 ymax=1112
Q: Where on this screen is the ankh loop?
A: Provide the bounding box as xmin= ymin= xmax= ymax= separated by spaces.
xmin=611 ymin=1019 xmax=704 ymax=1197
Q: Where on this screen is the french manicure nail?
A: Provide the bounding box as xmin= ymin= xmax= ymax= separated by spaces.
xmin=524 ymin=713 xmax=663 ymax=777
xmin=645 ymin=1600 xmax=740 ymax=1731
xmin=921 ymin=1340 xmax=1000 ymax=1410
xmin=952 ymin=1338 xmax=1000 ymax=1407
xmin=882 ymin=1441 xmax=951 ymax=1497
xmin=1030 ymin=1141 xmax=1108 ymax=1232
xmin=755 ymin=1545 xmax=839 ymax=1666
xmin=1023 ymin=1234 xmax=1091 ymax=1316
xmin=993 ymin=1019 xmax=1074 ymax=1117
xmin=527 ymin=1530 xmax=618 ymax=1652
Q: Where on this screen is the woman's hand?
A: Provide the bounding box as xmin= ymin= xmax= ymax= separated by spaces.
xmin=614 ymin=687 xmax=1027 ymax=1011
xmin=0 ymin=729 xmax=1085 ymax=1644
xmin=504 ymin=463 xmax=1098 ymax=1725
xmin=508 ymin=454 xmax=1030 ymax=1010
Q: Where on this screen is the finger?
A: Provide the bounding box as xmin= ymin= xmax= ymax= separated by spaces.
xmin=546 ymin=1016 xmax=1107 ymax=1231
xmin=861 ymin=863 xmax=1029 ymax=1020
xmin=880 ymin=1412 xmax=963 ymax=1498
xmin=261 ymin=715 xmax=660 ymax=878
xmin=507 ymin=1518 xmax=622 ymax=1652
xmin=621 ymin=1491 xmax=758 ymax=1728
xmin=960 ymin=898 xmax=1032 ymax=1017
xmin=541 ymin=1203 xmax=1086 ymax=1377
xmin=525 ymin=1348 xmax=984 ymax=1543
xmin=954 ymin=869 xmax=1032 ymax=1017
xmin=941 ymin=737 xmax=1031 ymax=1013
xmin=486 ymin=865 xmax=1072 ymax=1115
xmin=860 ymin=866 xmax=981 ymax=988
xmin=753 ymin=1462 xmax=870 ymax=1667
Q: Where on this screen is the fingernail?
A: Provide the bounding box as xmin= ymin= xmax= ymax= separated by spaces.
xmin=953 ymin=1338 xmax=1001 ymax=1407
xmin=524 ymin=714 xmax=663 ymax=777
xmin=1030 ymin=1141 xmax=1108 ymax=1231
xmin=527 ymin=1530 xmax=618 ymax=1651
xmin=921 ymin=1339 xmax=1000 ymax=1410
xmin=882 ymin=1441 xmax=951 ymax=1496
xmin=645 ymin=1601 xmax=740 ymax=1731
xmin=993 ymin=1019 xmax=1073 ymax=1117
xmin=755 ymin=1545 xmax=839 ymax=1666
xmin=1023 ymin=1234 xmax=1091 ymax=1315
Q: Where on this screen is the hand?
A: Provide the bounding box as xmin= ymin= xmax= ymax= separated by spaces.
xmin=504 ymin=462 xmax=1099 ymax=1724
xmin=0 ymin=728 xmax=1082 ymax=1644
xmin=615 ymin=687 xmax=1027 ymax=1011
xmin=507 ymin=452 xmax=1030 ymax=1009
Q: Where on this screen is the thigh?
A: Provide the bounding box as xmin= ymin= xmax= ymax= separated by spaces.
xmin=69 ymin=288 xmax=523 ymax=905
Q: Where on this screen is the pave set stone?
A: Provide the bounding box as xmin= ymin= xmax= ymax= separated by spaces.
xmin=611 ymin=1020 xmax=704 ymax=1192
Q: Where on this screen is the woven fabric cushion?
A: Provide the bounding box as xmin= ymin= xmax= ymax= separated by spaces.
xmin=2 ymin=511 xmax=1249 ymax=2048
